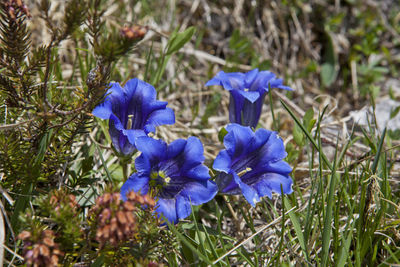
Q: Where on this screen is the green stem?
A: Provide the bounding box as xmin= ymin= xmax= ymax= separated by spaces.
xmin=122 ymin=162 xmax=128 ymax=181
xmin=120 ymin=156 xmax=131 ymax=181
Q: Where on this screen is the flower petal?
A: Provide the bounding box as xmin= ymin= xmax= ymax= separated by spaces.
xmin=216 ymin=173 xmax=237 ymax=193
xmin=241 ymin=98 xmax=264 ymax=128
xmin=232 ymin=173 xmax=259 ymax=206
xmin=257 ymin=132 xmax=287 ymax=163
xmin=205 ymin=71 xmax=245 ymax=91
xmin=120 ymin=174 xmax=150 ymax=201
xmin=228 ymin=91 xmax=244 ymax=125
xmin=249 ymin=71 xmax=275 ymax=92
xmin=144 ymin=107 xmax=175 ymax=133
xmin=224 ymin=72 xmax=245 ymax=90
xmin=237 ymin=90 xmax=260 ymax=103
xmin=185 ymin=164 xmax=210 ymax=180
xmin=277 ymin=85 xmax=293 ymax=91
xmin=166 ymin=139 xmax=187 ymax=159
xmin=156 ymin=198 xmax=178 ymax=223
xmin=134 ymin=154 xmax=151 ymax=176
xmin=181 ymin=137 xmax=205 ymax=170
xmin=175 ymin=194 xmax=192 ymax=220
xmin=92 ymin=100 xmax=113 ymax=120
xmin=213 ymin=150 xmax=232 ymax=173
xmin=263 ymin=160 xmax=292 ymax=175
xmin=180 ymin=180 xmax=218 ymax=205
xmin=224 ymin=124 xmax=254 ymax=157
xmin=122 ymin=78 xmax=139 ymax=100
xmin=252 ymin=172 xmax=293 ymax=198
xmin=124 ymin=129 xmax=147 ymax=148
xmin=244 ymin=68 xmax=259 ymax=86
xmin=135 ymin=136 xmax=167 ymax=162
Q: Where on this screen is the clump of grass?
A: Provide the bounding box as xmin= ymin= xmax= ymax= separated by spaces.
xmin=1 ymin=0 xmax=399 ymax=266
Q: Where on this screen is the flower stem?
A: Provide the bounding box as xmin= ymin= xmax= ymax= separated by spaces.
xmin=120 ymin=156 xmax=132 ymax=181
xmin=223 ymin=195 xmax=241 ymax=232
xmin=122 ymin=162 xmax=128 ymax=181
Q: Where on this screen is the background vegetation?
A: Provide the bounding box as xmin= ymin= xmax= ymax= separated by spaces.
xmin=0 ymin=0 xmax=399 ymax=266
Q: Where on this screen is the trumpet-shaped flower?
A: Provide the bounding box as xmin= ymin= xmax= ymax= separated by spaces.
xmin=92 ymin=78 xmax=175 ymax=155
xmin=121 ymin=136 xmax=218 ymax=223
xmin=206 ymin=69 xmax=293 ymax=128
xmin=213 ymin=124 xmax=293 ymax=206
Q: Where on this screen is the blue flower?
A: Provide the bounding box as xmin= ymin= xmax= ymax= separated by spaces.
xmin=213 ymin=124 xmax=293 ymax=206
xmin=206 ymin=69 xmax=293 ymax=128
xmin=120 ymin=136 xmax=218 ymax=223
xmin=92 ymin=78 xmax=175 ymax=156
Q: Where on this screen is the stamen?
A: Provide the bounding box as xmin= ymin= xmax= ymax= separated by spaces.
xmin=244 ymin=88 xmax=249 ymax=92
xmin=126 ymin=114 xmax=134 ymax=130
xmin=150 ymin=170 xmax=171 ymax=187
xmin=237 ymin=167 xmax=252 ymax=177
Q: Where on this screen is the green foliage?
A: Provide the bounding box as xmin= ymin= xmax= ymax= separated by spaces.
xmin=227 ymin=29 xmax=270 ymax=70
xmin=201 ymin=90 xmax=222 ymax=126
xmin=152 ymin=26 xmax=196 ymax=86
xmin=166 ymin=26 xmax=196 ymax=56
xmin=1 ymin=0 xmax=399 ymax=266
xmin=320 ymin=30 xmax=338 ymax=87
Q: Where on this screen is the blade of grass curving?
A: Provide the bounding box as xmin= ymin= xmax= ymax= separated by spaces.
xmin=76 ymin=47 xmax=88 ymax=83
xmin=304 ymin=109 xmax=323 ymax=242
xmin=321 ymin=137 xmax=339 ymax=267
xmin=268 ymin=87 xmax=278 ymax=131
xmin=358 ymin=128 xmax=387 ymax=263
xmin=215 ymin=202 xmax=228 ymax=253
xmin=0 ymin=202 xmax=4 ymax=266
xmin=371 ymin=127 xmax=386 ymax=174
xmin=166 ymin=220 xmax=213 ymax=265
xmin=379 ymin=241 xmax=400 ymax=265
xmin=201 ymin=224 xmax=223 ymax=266
xmin=236 ymin=248 xmax=256 ymax=267
xmin=96 ymin=118 xmax=111 ymax=145
xmin=272 ymin=187 xmax=286 ymax=265
xmin=11 ymin=129 xmax=53 ymax=230
xmin=355 ymin=171 xmax=368 ymax=266
xmin=144 ymin=41 xmax=153 ymax=82
xmin=374 ymin=153 xmax=389 ymax=233
xmin=283 ymin=198 xmax=310 ymax=264
xmin=303 ymin=163 xmax=317 ymax=242
xmin=94 ymin=142 xmax=114 ymax=186
xmin=281 ymin=100 xmax=333 ymax=171
xmin=212 ymin=207 xmax=296 ymax=265
xmin=337 ymin=213 xmax=356 ymax=267
xmin=190 ymin=204 xmax=209 ymax=259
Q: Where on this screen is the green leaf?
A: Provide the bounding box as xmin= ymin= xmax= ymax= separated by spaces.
xmin=284 ymin=198 xmax=309 ymax=262
xmin=390 ymin=105 xmax=400 ymax=119
xmin=166 ymin=27 xmax=196 ymax=56
xmin=321 ymin=63 xmax=336 ymax=87
xmin=303 ymin=108 xmax=316 ymax=132
xmin=320 ymin=30 xmax=338 ymax=87
xmin=201 ymin=92 xmax=222 ymax=125
xmin=218 ymin=127 xmax=228 ymax=143
xmin=167 ymin=220 xmax=213 ymax=265
xmin=293 ymin=123 xmax=305 ymax=146
xmin=91 ymin=253 xmax=105 ymax=267
xmin=33 ymin=129 xmax=54 ymax=168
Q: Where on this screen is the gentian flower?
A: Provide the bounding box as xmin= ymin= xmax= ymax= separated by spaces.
xmin=92 ymin=78 xmax=175 ymax=156
xmin=206 ymin=68 xmax=293 ymax=128
xmin=120 ymin=136 xmax=218 ymax=223
xmin=213 ymin=123 xmax=293 ymax=206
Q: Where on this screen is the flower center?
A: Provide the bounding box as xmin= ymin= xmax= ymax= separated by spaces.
xmin=149 ymin=170 xmax=171 ymax=188
xmin=126 ymin=114 xmax=134 ymax=130
xmin=148 ymin=170 xmax=174 ymax=198
xmin=237 ymin=167 xmax=252 ymax=177
xmin=244 ymin=88 xmax=249 ymax=92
